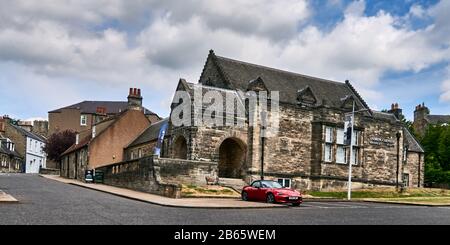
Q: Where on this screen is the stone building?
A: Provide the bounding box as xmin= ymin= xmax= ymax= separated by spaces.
xmin=124 ymin=118 xmax=169 ymax=161
xmin=413 ymin=103 xmax=450 ymax=137
xmin=0 ymin=116 xmax=46 ymax=173
xmin=0 ymin=124 xmax=23 ymax=173
xmin=161 ymin=50 xmax=424 ymax=190
xmin=60 ymin=88 xmax=154 ymax=180
xmin=31 ymin=120 xmax=49 ymax=138
xmin=0 ymin=141 xmax=23 ymax=173
xmin=48 ymin=99 xmax=160 ymax=136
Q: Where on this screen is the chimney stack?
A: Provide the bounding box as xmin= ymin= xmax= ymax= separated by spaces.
xmin=127 ymin=87 xmax=143 ymax=111
xmin=0 ymin=116 xmax=5 ymax=133
xmin=388 ymin=102 xmax=403 ymax=120
xmin=414 ymin=102 xmax=430 ymax=123
xmin=96 ymin=106 xmax=107 ymax=115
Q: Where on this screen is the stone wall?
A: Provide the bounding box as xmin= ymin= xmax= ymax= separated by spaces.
xmin=32 ymin=120 xmax=49 ymax=138
xmin=263 ymin=104 xmax=314 ymax=182
xmin=60 ymin=147 xmax=88 ymax=180
xmin=155 ymin=157 xmax=218 ymax=186
xmin=404 ymin=152 xmax=424 ymax=187
xmin=0 ymin=154 xmax=23 ymax=173
xmin=125 ymin=141 xmax=157 ymax=161
xmin=39 ymin=167 xmax=60 ymax=175
xmin=3 ymin=123 xmax=26 ymax=159
xmin=96 ymin=156 xmax=218 ymax=198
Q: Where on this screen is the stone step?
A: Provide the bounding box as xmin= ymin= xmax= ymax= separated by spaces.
xmin=218 ymin=178 xmax=247 ymax=193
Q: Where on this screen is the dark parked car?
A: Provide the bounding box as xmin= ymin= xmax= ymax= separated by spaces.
xmin=241 ymin=180 xmax=302 ymax=206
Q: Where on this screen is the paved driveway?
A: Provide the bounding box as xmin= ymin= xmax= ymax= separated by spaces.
xmin=1 ymin=174 xmax=450 ymax=225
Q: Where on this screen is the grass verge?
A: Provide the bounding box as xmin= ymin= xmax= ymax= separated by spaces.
xmin=305 ymin=187 xmax=450 ymax=199
xmin=181 ymin=184 xmax=240 ymax=198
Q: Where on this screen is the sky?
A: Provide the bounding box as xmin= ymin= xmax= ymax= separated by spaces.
xmin=0 ymin=0 xmax=449 ymax=121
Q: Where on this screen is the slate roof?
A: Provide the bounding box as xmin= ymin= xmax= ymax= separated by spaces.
xmin=426 ymin=115 xmax=450 ymax=124
xmin=126 ymin=118 xmax=169 ymax=148
xmin=403 ymin=127 xmax=425 ymax=153
xmin=203 ymin=51 xmax=370 ymax=112
xmin=0 ymin=139 xmax=22 ymax=158
xmin=49 ymin=101 xmax=158 ymax=117
xmin=10 ymin=124 xmax=46 ymax=142
xmin=372 ymin=111 xmax=398 ymax=122
xmin=61 ymin=133 xmax=91 ymax=156
xmin=175 ymin=79 xmax=247 ymax=122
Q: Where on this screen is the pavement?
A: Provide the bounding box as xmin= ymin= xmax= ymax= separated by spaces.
xmin=363 ymin=197 xmax=450 ymax=206
xmin=0 ymin=190 xmax=18 ymax=203
xmin=40 ymin=174 xmax=286 ymax=209
xmin=2 ymin=174 xmax=450 ymax=225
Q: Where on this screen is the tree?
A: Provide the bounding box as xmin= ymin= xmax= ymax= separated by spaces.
xmin=421 ymin=124 xmax=450 ymax=185
xmin=438 ymin=126 xmax=450 ymax=171
xmin=43 ymin=130 xmax=76 ymax=161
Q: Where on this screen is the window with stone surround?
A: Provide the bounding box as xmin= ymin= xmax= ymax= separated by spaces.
xmin=277 ymin=178 xmax=292 ymax=188
xmin=351 ymin=131 xmax=360 ymax=165
xmin=402 ymin=173 xmax=410 ymax=187
xmin=324 ymin=126 xmax=333 ymax=162
xmin=351 ymin=148 xmax=359 ymax=165
xmin=336 ymin=128 xmax=347 ymax=164
xmin=325 ymin=126 xmax=361 ymax=165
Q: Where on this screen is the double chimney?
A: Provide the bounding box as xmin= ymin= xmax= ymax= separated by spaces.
xmin=127 ymin=88 xmax=143 ymax=111
xmin=388 ymin=103 xmax=403 ymax=120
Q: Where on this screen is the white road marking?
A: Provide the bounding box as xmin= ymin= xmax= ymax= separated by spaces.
xmin=294 ymin=202 xmax=430 ymax=209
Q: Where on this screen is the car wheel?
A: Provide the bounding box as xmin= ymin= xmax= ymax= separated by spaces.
xmin=266 ymin=193 xmax=275 ymax=203
xmin=241 ymin=191 xmax=249 ymax=201
xmin=292 ymin=203 xmax=300 ymax=207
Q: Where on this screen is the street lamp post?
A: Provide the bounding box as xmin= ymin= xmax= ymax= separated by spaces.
xmin=341 ymin=95 xmax=369 ymax=201
xmin=396 ymin=131 xmax=402 ymax=189
xmin=260 ymin=110 xmax=267 ymax=180
xmin=347 ymin=100 xmax=355 ymax=201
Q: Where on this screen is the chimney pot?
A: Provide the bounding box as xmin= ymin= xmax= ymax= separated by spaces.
xmin=127 ymin=88 xmax=143 ymax=110
xmin=129 ymin=88 xmax=133 ymax=95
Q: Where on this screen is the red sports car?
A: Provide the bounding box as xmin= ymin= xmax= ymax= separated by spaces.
xmin=241 ymin=180 xmax=302 ymax=206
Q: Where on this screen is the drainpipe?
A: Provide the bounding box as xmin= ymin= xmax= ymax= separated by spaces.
xmin=396 ymin=131 xmax=401 ymax=189
xmin=418 ymin=153 xmax=422 ymax=187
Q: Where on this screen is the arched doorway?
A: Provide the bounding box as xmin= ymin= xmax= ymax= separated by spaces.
xmin=218 ymin=138 xmax=246 ymax=178
xmin=173 ymin=136 xmax=188 ymax=159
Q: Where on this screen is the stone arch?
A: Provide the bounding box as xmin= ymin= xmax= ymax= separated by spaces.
xmin=218 ymin=137 xmax=247 ymax=178
xmin=173 ymin=135 xmax=188 ymax=159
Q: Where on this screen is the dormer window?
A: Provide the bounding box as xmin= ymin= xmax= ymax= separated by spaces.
xmin=297 ymin=86 xmax=317 ymax=106
xmin=247 ymin=77 xmax=268 ymax=92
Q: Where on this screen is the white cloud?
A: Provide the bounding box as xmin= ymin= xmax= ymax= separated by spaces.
xmin=276 ymin=3 xmax=446 ymax=105
xmin=1 ymin=0 xmax=450 ymax=118
xmin=409 ymin=4 xmax=426 ymax=19
xmin=344 ymin=0 xmax=366 ymax=17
